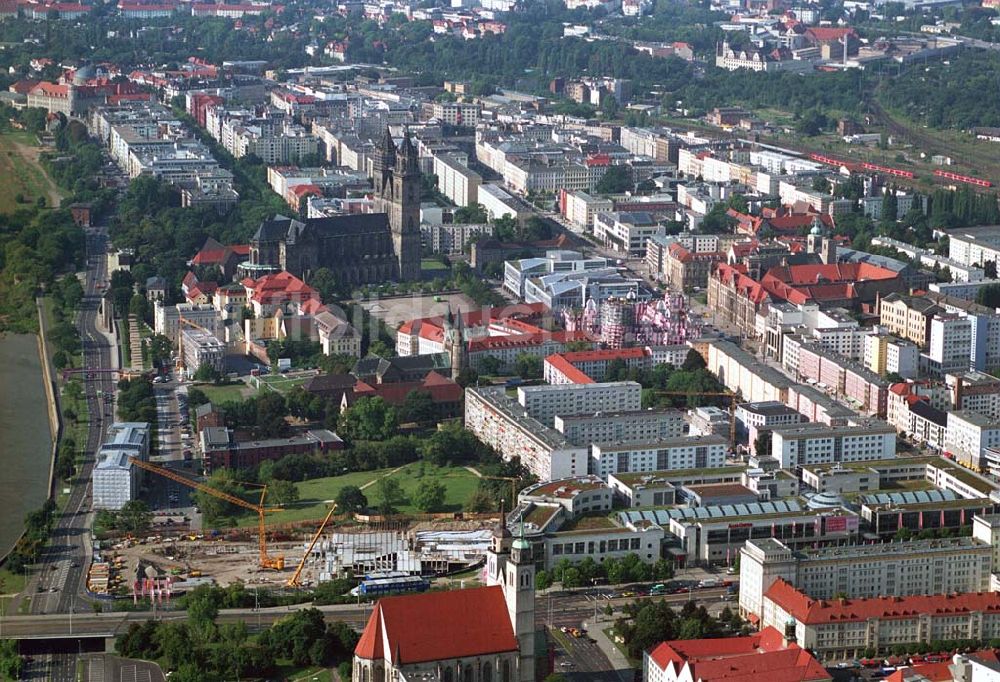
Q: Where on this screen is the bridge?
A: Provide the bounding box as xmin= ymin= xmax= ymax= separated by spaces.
xmin=0 ymin=604 xmax=372 ymax=642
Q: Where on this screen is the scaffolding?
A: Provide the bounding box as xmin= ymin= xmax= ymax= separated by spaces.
xmin=563 ymin=291 xmax=704 ymax=349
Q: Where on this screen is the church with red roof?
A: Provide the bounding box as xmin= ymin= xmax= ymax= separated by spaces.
xmin=353 ymin=521 xmax=537 ymax=682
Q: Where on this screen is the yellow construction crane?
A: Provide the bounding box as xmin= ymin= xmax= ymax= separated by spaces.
xmin=128 ymin=457 xmax=286 ymax=570
xmin=286 ymin=505 xmax=337 ymax=588
xmin=650 ymin=390 xmax=739 ymax=451
xmin=480 ymin=475 xmax=519 ymax=509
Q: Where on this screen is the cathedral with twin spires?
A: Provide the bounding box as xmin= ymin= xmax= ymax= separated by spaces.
xmin=247 ymin=127 xmax=422 ymax=285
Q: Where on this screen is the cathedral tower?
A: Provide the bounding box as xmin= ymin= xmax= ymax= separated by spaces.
xmin=391 ymin=129 xmax=422 ymax=281
xmin=486 ymin=507 xmax=535 ymax=682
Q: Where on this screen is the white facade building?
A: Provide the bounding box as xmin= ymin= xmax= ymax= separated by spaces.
xmin=769 ymin=422 xmax=897 ymax=469
xmin=590 ymin=435 xmax=728 ymax=477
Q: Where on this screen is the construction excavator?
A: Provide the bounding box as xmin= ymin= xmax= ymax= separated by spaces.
xmin=128 ymin=457 xmax=286 ymax=570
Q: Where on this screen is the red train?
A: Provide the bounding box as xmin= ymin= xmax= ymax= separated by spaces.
xmin=933 ymin=169 xmax=993 ymax=188
xmin=860 ymin=162 xmax=915 ymax=179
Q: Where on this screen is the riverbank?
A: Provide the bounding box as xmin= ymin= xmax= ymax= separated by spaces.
xmin=0 ymin=332 xmax=54 ymax=561
xmin=36 ymin=296 xmax=62 ymax=497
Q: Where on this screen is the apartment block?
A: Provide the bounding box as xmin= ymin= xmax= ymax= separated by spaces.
xmin=740 ymin=536 xmax=992 ymax=620
xmin=516 ymin=381 xmax=642 ymax=427
xmin=769 ymin=422 xmax=897 ymax=469
xmin=590 ymin=435 xmax=728 ymax=477
xmin=464 ymin=386 xmax=589 ymax=481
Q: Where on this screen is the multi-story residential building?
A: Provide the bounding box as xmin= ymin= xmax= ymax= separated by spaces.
xmin=91 ymin=422 xmax=151 ymax=511
xmin=553 ymin=409 xmax=687 ymax=445
xmin=560 ymin=190 xmax=613 ymax=230
xmin=736 ymin=402 xmax=804 ymax=456
xmin=945 ymin=410 xmax=1000 ymax=470
xmin=516 ymin=382 xmax=642 ymax=427
xmin=877 ymin=292 xmax=942 ymax=347
xmin=707 ymin=340 xmax=792 ymax=404
xmin=543 ymin=347 xmax=651 ymax=384
xmin=153 ymin=302 xmax=221 ymax=342
xmin=478 ymin=183 xmax=532 ymax=225
xmin=926 ymin=313 xmax=973 ymax=377
xmin=947 ymin=225 xmax=1000 ymax=268
xmin=864 ymin=333 xmax=920 ymax=379
xmin=644 ymin=628 xmax=830 ymax=682
xmin=590 ymin=435 xmax=728 ymax=477
xmin=619 ymin=127 xmax=687 ymax=164
xmin=762 ymin=580 xmax=1000 ymax=659
xmin=433 ymin=153 xmax=481 ymax=207
xmin=431 ymin=101 xmax=480 ymax=127
xmin=926 ymin=292 xmax=1000 ymax=372
xmin=662 ymin=241 xmax=725 ymax=292
xmin=769 ymin=422 xmax=897 ymax=469
xmin=949 ymin=370 xmax=1000 ymax=420
xmin=420 ymin=222 xmax=495 ymax=254
xmin=739 ymin=537 xmax=992 ymax=620
xmin=592 ymin=211 xmax=665 ymax=256
xmin=465 ymin=386 xmax=589 ymax=481
xmin=180 ymin=328 xmax=225 ymax=378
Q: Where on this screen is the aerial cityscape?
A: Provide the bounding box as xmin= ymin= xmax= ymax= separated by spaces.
xmin=3 ymin=0 xmax=1000 ymax=679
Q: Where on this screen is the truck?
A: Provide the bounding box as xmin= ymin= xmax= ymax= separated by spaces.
xmin=697 ymin=578 xmax=721 ymax=589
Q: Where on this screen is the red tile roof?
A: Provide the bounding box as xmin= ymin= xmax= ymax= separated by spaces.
xmin=468 ymin=330 xmax=590 ymax=352
xmin=760 ymin=263 xmax=899 ymax=305
xmin=714 ymin=263 xmax=770 ymax=306
xmin=886 ymin=662 xmax=954 ymax=682
xmin=766 ymin=579 xmax=1000 ymax=625
xmin=806 ymin=26 xmax=855 ymax=42
xmin=352 ymin=371 xmax=463 ymax=406
xmin=354 ymin=586 xmax=518 ymax=664
xmin=648 ymin=627 xmax=830 ymax=682
xmin=243 ymin=271 xmax=318 ymax=306
xmin=544 ymin=354 xmax=594 ymax=385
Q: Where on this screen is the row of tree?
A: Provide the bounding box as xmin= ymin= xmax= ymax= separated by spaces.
xmin=536 ymin=553 xmax=674 ymax=591
xmin=116 ymin=587 xmax=358 ymax=680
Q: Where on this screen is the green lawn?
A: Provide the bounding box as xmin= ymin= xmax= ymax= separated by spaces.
xmin=198 ymin=382 xmax=255 ymax=404
xmin=257 ymin=374 xmax=309 ymax=395
xmin=237 ymin=463 xmax=480 ymax=527
xmin=0 ymin=567 xmax=26 ymax=615
xmin=421 ymin=259 xmax=450 ymax=272
xmin=0 ymin=130 xmax=64 ymax=214
xmin=390 ymin=463 xmax=480 ymax=514
xmin=237 ymin=469 xmax=393 ymax=527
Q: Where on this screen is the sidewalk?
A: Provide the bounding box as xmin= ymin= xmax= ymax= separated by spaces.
xmin=584 ymin=616 xmax=634 ymax=682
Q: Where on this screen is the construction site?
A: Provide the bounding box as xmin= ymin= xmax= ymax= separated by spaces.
xmin=95 ymin=514 xmax=499 ymax=598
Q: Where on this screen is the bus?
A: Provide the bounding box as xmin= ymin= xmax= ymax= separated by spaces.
xmin=356 ymin=575 xmax=430 ymax=597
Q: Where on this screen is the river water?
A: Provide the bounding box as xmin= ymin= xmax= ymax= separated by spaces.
xmin=0 ymin=333 xmax=53 ymax=559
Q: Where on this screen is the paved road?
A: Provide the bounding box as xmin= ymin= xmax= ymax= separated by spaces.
xmin=24 ymin=225 xmax=115 ymax=618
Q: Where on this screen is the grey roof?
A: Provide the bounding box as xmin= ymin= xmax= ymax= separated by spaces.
xmin=619 ymin=500 xmax=806 ymax=527
xmin=253 ymin=216 xmax=293 ymax=242
xmin=909 ymin=399 xmax=948 ymax=427
xmin=858 ymin=489 xmax=959 ymax=507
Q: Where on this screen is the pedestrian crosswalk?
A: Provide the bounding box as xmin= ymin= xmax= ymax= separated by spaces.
xmin=120 ymin=663 xmax=153 ymax=682
xmin=87 ymin=656 xmax=106 ymax=682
